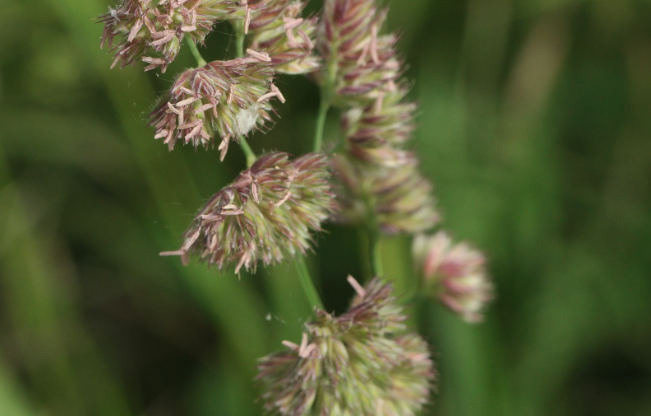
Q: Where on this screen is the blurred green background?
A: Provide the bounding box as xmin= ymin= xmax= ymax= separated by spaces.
xmin=1 ymin=0 xmax=651 ymax=415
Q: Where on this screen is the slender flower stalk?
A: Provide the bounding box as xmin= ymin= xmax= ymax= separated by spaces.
xmin=257 ymin=277 xmax=435 ymax=416
xmin=161 ymin=152 xmax=334 ymax=273
xmin=294 ymin=257 xmax=324 ymax=310
xmin=185 ymin=38 xmax=207 ymax=67
xmin=313 ymin=96 xmax=330 ymax=152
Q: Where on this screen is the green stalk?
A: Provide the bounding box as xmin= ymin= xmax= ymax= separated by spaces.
xmin=313 ymin=96 xmax=331 ymax=152
xmin=231 ymin=20 xmax=258 ymax=167
xmin=369 ymin=229 xmax=384 ymax=278
xmin=235 ymin=20 xmax=246 ymax=59
xmin=294 ymin=257 xmax=324 ymax=310
xmin=359 ymin=230 xmax=373 ymax=281
xmin=235 ymin=26 xmax=246 ymax=58
xmin=238 ymin=135 xmax=257 ymax=168
xmin=185 ymin=38 xmax=207 ymax=67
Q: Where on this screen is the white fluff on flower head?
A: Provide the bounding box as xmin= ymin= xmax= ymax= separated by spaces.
xmin=235 ymin=104 xmax=261 ymax=136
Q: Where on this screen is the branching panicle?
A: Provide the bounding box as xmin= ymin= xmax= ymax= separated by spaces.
xmin=96 ymin=0 xmax=495 ymax=412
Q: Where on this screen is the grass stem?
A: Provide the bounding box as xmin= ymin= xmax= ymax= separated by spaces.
xmin=294 ymin=257 xmax=324 ymax=311
xmin=186 ymin=38 xmax=207 ymax=67
xmin=313 ymin=96 xmax=331 ymax=152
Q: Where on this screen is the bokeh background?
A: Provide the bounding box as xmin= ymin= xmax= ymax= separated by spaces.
xmin=1 ymin=0 xmax=651 ymax=415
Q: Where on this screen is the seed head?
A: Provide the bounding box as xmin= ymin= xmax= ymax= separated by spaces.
xmin=248 ymin=0 xmax=320 ymax=74
xmin=161 ymin=152 xmax=334 ymax=273
xmin=257 ymin=277 xmax=435 ymax=416
xmin=148 ymin=53 xmax=282 ymax=155
xmin=99 ymin=0 xmax=243 ymax=72
xmin=319 ymin=0 xmax=402 ymax=105
xmin=413 ymin=232 xmax=493 ymax=323
xmin=343 ymin=87 xmax=417 ymax=168
xmin=334 ymin=156 xmax=440 ymax=234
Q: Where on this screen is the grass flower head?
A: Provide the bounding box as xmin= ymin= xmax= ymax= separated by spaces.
xmin=258 ymin=277 xmax=435 ymax=416
xmin=161 ymin=152 xmax=333 ymax=273
xmin=413 ymin=232 xmax=493 ymax=322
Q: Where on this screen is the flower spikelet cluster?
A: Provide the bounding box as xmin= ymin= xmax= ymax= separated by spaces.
xmin=257 ymin=277 xmax=435 ymax=416
xmin=319 ymin=0 xmax=439 ymax=235
xmin=99 ymin=0 xmax=243 ymax=72
xmin=247 ymin=0 xmax=320 ymax=74
xmin=319 ymin=0 xmax=401 ymax=105
xmin=161 ymin=152 xmax=333 ymax=273
xmin=333 ymin=89 xmax=439 ymax=234
xmin=413 ymin=232 xmax=493 ymax=323
xmin=342 ymin=87 xmax=416 ymax=167
xmin=148 ymin=53 xmax=284 ymax=156
xmin=335 ymin=156 xmax=439 ymax=234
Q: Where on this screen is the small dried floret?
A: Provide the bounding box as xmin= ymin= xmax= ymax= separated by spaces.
xmin=413 ymin=232 xmax=493 ymax=323
xmin=99 ymin=0 xmax=244 ymax=72
xmin=248 ymin=0 xmax=320 ymax=74
xmin=148 ymin=53 xmax=282 ymax=155
xmin=333 ymin=155 xmax=440 ymax=235
xmin=161 ymin=152 xmax=334 ymax=273
xmin=258 ymin=277 xmax=435 ymax=416
xmin=318 ymin=0 xmax=402 ymax=105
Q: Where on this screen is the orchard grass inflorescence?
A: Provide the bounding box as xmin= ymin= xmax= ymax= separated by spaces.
xmin=258 ymin=277 xmax=434 ymax=416
xmin=98 ymin=0 xmax=495 ymax=414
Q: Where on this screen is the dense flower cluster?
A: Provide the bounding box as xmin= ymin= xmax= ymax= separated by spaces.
xmin=342 ymin=88 xmax=416 ymax=167
xmin=334 ymin=155 xmax=439 ymax=234
xmin=248 ymin=0 xmax=320 ymax=74
xmin=320 ymin=0 xmax=439 ymax=234
xmin=413 ymin=232 xmax=493 ymax=322
xmin=148 ymin=52 xmax=283 ymax=155
xmin=99 ymin=0 xmax=244 ymax=72
xmin=161 ymin=152 xmax=333 ymax=273
xmin=258 ymin=277 xmax=435 ymax=415
xmin=318 ymin=0 xmax=401 ymax=105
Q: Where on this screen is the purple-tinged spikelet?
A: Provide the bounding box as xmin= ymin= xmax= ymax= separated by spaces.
xmin=413 ymin=232 xmax=493 ymax=323
xmin=316 ymin=0 xmax=440 ymax=235
xmin=161 ymin=152 xmax=333 ymax=273
xmin=334 ymin=155 xmax=439 ymax=234
xmin=332 ymin=88 xmax=439 ymax=234
xmin=342 ymin=87 xmax=417 ymax=168
xmin=318 ymin=0 xmax=401 ymax=105
xmin=248 ymin=0 xmax=320 ymax=74
xmin=99 ymin=0 xmax=244 ymax=72
xmin=148 ymin=52 xmax=284 ymax=155
xmin=257 ymin=277 xmax=435 ymax=416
